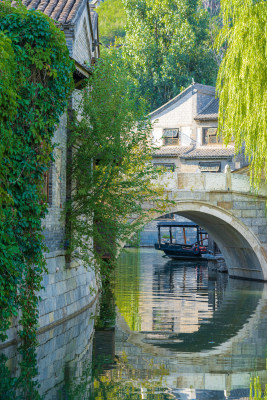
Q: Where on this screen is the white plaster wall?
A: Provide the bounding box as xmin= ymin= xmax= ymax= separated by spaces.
xmin=151 ymin=91 xmax=193 ymax=144
xmin=180 ymin=126 xmax=192 ymax=146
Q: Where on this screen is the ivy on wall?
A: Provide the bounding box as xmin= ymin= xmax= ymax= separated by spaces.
xmin=0 ymin=1 xmax=74 ymax=396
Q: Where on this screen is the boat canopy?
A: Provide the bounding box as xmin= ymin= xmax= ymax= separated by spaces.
xmin=157 ymin=221 xmax=199 ymax=228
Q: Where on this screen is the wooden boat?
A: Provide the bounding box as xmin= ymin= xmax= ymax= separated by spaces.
xmin=154 ymin=221 xmax=209 ymax=260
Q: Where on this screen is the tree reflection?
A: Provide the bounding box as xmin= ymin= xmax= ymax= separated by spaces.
xmin=115 ymin=250 xmax=141 ymax=331
xmin=63 ymin=352 xmax=172 ymax=400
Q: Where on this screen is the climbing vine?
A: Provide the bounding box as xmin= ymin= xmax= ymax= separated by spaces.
xmin=0 ymin=1 xmax=73 ymax=397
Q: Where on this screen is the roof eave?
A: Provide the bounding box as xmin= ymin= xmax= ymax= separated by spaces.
xmin=181 ymin=155 xmax=233 ymax=160
xmin=152 ymin=154 xmax=179 ymax=158
xmin=194 ymin=116 xmax=218 ymax=121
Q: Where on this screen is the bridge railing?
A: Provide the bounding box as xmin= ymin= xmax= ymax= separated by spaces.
xmin=156 ymin=170 xmax=267 ymax=196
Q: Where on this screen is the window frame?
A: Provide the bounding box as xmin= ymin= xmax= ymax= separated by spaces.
xmin=202 ymin=127 xmax=222 ymax=145
xmin=162 ymin=128 xmax=179 ymax=146
xmin=153 ymin=163 xmax=176 ymax=172
xmin=199 ymin=162 xmax=221 ymax=173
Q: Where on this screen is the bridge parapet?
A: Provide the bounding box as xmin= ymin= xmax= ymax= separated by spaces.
xmin=160 ymin=171 xmax=267 ymax=196
xmin=177 ymin=171 xmax=267 ymax=196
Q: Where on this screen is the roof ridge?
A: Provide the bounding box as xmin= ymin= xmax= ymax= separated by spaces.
xmin=150 ymin=83 xmax=216 ymax=119
xmin=149 ymin=85 xmax=193 ymax=119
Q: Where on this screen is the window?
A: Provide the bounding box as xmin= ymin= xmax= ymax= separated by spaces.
xmin=154 ymin=163 xmax=175 ymax=172
xmin=162 ymin=128 xmax=179 ymax=146
xmin=203 ymin=128 xmax=222 ymax=145
xmin=199 ymin=162 xmax=221 ymax=173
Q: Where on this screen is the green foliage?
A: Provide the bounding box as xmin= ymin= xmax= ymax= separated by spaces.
xmin=62 ymin=348 xmax=171 ymax=400
xmin=0 ymin=31 xmax=16 ymax=204
xmin=250 ymin=376 xmax=267 ymax=400
xmin=122 ymin=0 xmax=218 ymax=110
xmin=0 ymin=1 xmax=73 ymax=396
xmin=66 ymin=47 xmax=170 ymax=273
xmin=97 ymin=0 xmax=127 ymax=46
xmin=216 ymin=0 xmax=267 ymax=188
xmin=115 ymin=250 xmax=141 ymax=331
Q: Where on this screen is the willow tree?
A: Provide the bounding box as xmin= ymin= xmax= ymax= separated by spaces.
xmin=216 ymin=0 xmax=267 ymax=187
xmin=67 ymin=48 xmax=169 ymax=271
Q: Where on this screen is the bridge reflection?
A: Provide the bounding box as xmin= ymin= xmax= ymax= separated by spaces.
xmin=115 ymin=249 xmax=267 ymax=397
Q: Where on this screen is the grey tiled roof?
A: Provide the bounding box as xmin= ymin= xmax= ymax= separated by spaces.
xmin=150 ymin=84 xmax=215 ymax=119
xmin=195 ymin=98 xmax=219 ymax=121
xmin=18 ymin=0 xmax=84 ymax=23
xmin=153 ymin=146 xmax=193 ymax=158
xmin=181 ymin=146 xmax=235 ymax=159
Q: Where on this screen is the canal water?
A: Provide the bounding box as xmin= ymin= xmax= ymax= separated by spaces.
xmin=2 ymin=248 xmax=267 ymax=399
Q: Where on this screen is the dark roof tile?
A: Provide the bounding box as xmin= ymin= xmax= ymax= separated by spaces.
xmin=181 ymin=146 xmax=235 ymax=159
xmin=195 ymin=98 xmax=219 ymax=121
xmin=153 ymin=146 xmax=193 ymax=158
xmin=150 ymin=83 xmax=215 ymax=119
xmin=18 ymin=0 xmax=84 ymax=23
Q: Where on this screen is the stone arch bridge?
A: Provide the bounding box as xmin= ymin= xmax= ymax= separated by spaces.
xmin=141 ymin=169 xmax=267 ymax=281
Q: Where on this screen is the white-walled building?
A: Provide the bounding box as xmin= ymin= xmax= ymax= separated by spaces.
xmin=150 ymin=83 xmax=246 ymax=173
xmin=140 ymin=83 xmax=247 ymax=247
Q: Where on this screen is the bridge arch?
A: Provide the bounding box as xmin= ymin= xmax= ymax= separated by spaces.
xmin=141 ymin=200 xmax=267 ymax=281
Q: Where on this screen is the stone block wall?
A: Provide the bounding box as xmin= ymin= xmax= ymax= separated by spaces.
xmin=2 ymin=301 xmax=96 ymax=398
xmin=2 ymin=96 xmax=98 ymax=345
xmin=73 ymin=16 xmax=92 ymax=64
xmin=38 ymin=253 xmax=97 ymax=329
xmin=42 ymin=113 xmax=67 ymax=253
xmin=2 ymin=253 xmax=98 ymax=345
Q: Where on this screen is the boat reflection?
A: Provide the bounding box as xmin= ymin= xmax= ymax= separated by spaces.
xmin=114 ymin=249 xmax=267 ymax=398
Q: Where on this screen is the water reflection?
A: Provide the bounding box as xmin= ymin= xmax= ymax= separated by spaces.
xmin=1 ymin=303 xmax=96 ymax=399
xmin=2 ymin=248 xmax=267 ymax=399
xmin=113 ymin=248 xmax=267 ymax=399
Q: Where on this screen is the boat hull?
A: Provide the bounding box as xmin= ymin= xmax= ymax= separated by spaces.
xmin=154 ymin=243 xmax=206 ymax=260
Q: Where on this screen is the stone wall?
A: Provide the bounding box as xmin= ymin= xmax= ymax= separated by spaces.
xmin=72 ymin=5 xmax=93 ymax=64
xmin=42 ymin=113 xmax=67 ymax=253
xmin=38 ymin=253 xmax=97 ymax=329
xmin=2 ymin=301 xmax=97 ymax=398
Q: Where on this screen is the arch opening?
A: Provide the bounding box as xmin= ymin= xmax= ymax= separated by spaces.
xmin=138 ymin=201 xmax=267 ymax=281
